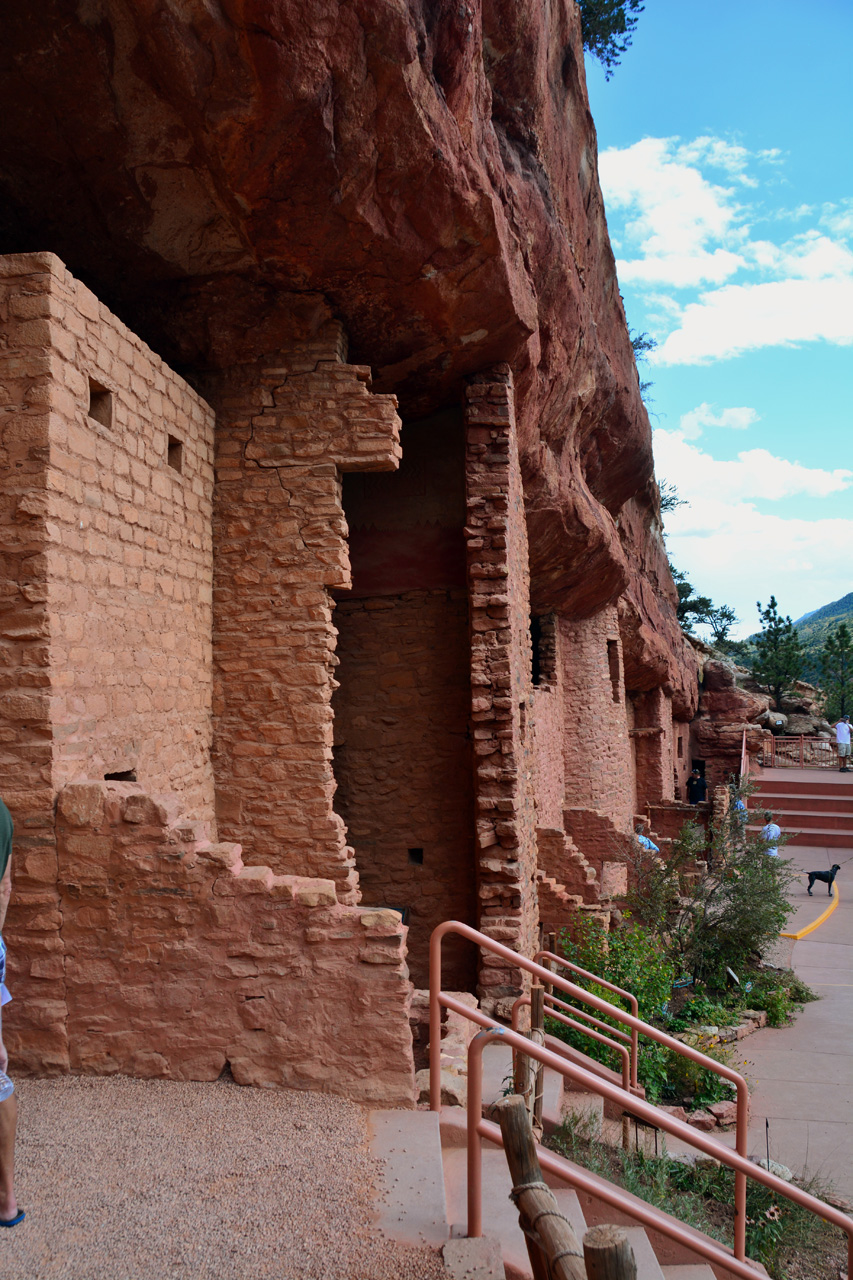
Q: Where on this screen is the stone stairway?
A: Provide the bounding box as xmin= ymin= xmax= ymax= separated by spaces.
xmin=749 ymin=772 xmax=853 ymax=849
xmin=368 ymin=1039 xmax=747 ymax=1279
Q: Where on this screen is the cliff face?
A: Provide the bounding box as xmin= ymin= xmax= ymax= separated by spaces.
xmin=0 ymin=0 xmax=695 ymax=702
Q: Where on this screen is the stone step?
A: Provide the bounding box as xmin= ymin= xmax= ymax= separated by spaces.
xmin=367 ymin=1109 xmax=449 ymax=1249
xmin=750 ymin=807 xmax=853 ymax=830
xmin=754 ymin=777 xmax=853 ymax=798
xmin=442 ymin=1146 xmax=588 ymax=1280
xmin=766 ymin=826 xmax=851 ymax=848
xmin=444 ymin=1147 xmax=671 ymax=1280
xmin=480 ymin=1042 xmax=604 ymax=1135
xmin=749 ymin=792 xmax=853 ymax=813
xmin=439 ymin=1108 xmax=760 ymax=1280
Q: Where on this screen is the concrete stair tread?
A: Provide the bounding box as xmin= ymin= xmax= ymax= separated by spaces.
xmin=754 ymin=779 xmax=853 ymax=795
xmin=661 ymin=1267 xmax=718 ymax=1278
xmin=622 ymin=1226 xmax=666 ymax=1278
xmin=368 ymin=1109 xmax=449 ymax=1248
xmin=481 ymin=1042 xmax=564 ymax=1130
xmin=442 ymin=1146 xmax=588 ymax=1280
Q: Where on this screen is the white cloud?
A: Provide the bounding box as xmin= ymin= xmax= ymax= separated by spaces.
xmin=654 ymin=429 xmax=853 ymax=636
xmin=598 ymin=137 xmax=746 ymax=288
xmin=599 ymin=135 xmax=853 ymax=363
xmin=821 ymin=198 xmax=853 ymax=237
xmin=679 ymin=403 xmax=759 ymax=439
xmin=656 ymin=276 xmax=853 ymax=364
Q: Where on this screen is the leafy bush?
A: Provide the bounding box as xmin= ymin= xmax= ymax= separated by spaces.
xmin=746 ymin=969 xmax=818 ymax=1027
xmin=657 ymin=1045 xmax=735 ymax=1109
xmin=557 ymin=914 xmax=674 ymax=1021
xmin=627 ymin=782 xmax=797 ymax=988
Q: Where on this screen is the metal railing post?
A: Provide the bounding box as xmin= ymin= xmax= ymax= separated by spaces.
xmin=428 ymin=925 xmax=443 ymax=1112
xmin=734 ymin=1080 xmax=748 ymax=1260
xmin=467 ymin=1029 xmax=488 ymax=1237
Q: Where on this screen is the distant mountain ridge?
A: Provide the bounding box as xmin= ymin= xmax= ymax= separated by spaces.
xmin=794 ymin=591 xmax=853 ymax=628
xmin=794 ymin=590 xmax=853 ymax=682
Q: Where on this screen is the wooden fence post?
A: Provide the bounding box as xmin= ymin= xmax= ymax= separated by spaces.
xmin=583 ymin=1223 xmax=638 ymax=1279
xmin=494 ymin=1095 xmax=588 ymax=1280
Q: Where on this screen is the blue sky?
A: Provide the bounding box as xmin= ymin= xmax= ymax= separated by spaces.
xmin=584 ymin=0 xmax=853 ymax=635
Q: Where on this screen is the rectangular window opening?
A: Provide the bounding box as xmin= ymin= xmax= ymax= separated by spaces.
xmin=104 ymin=768 xmax=137 ymax=782
xmin=530 ymin=613 xmax=557 ymax=687
xmin=607 ymin=639 xmax=621 ymax=703
xmin=88 ymin=379 xmax=113 ymax=430
xmin=167 ymin=435 xmax=184 ymax=473
xmin=531 ymin=615 xmax=543 ymax=686
xmin=677 ymin=737 xmax=684 ymax=759
xmin=408 ymin=847 xmax=424 ymax=865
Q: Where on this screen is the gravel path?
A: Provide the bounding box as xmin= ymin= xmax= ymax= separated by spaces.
xmin=0 ymin=1076 xmax=449 ymax=1280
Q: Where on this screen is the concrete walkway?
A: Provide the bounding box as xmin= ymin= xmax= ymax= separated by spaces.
xmin=727 ymin=839 xmax=852 ymax=1199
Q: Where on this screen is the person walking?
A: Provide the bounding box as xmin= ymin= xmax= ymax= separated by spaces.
xmin=686 ymin=768 xmax=708 ymax=804
xmin=0 ymin=795 xmax=23 ymax=1227
xmin=836 ymin=714 xmax=851 ymax=772
xmin=760 ymin=810 xmax=782 ymax=858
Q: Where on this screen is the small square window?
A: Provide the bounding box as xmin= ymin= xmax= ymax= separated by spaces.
xmin=408 ymin=848 xmax=424 ymax=865
xmin=167 ymin=435 xmax=183 ymax=473
xmin=88 ymin=379 xmax=113 ymax=430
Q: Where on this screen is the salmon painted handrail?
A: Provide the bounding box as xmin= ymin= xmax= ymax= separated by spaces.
xmin=429 ymin=920 xmax=751 ymax=1257
xmin=467 ymin=1027 xmax=853 ymax=1279
xmin=535 ymin=948 xmax=640 ymax=1089
xmin=762 ymin=735 xmax=839 ymax=770
xmin=511 ymin=992 xmax=632 ymax=1092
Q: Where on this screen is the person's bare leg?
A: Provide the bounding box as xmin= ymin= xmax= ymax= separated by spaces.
xmin=0 ymin=1093 xmax=18 ymax=1221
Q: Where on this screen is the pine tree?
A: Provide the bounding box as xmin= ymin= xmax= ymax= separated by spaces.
xmin=579 ymin=0 xmax=644 ymax=79
xmin=821 ymin=622 xmax=853 ymax=721
xmin=752 ymin=597 xmax=804 ymax=709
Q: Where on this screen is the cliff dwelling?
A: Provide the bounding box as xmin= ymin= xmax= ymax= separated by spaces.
xmin=0 ymin=0 xmax=762 ymax=1107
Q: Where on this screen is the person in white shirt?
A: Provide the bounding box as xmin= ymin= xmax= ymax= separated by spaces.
xmin=836 ymin=715 xmax=851 ymax=772
xmin=760 ymin=811 xmax=781 ymax=857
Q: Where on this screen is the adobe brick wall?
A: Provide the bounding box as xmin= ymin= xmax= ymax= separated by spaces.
xmin=209 ymin=328 xmax=401 ymax=900
xmin=673 ymin=721 xmax=693 ymax=800
xmin=464 ymin=368 xmax=539 ymax=1014
xmin=630 ymin=687 xmax=675 ymax=807
xmin=558 ymin=607 xmax=635 ymax=829
xmin=532 ymin=686 xmax=565 ymax=830
xmin=0 ymin=252 xmax=217 ymax=1065
xmin=332 ymin=589 xmax=476 ymax=989
xmin=3 ymin=781 xmax=415 ymax=1107
xmin=0 ymin=252 xmax=216 ymax=813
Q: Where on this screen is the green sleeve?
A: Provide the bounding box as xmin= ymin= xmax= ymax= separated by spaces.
xmin=0 ymin=798 xmax=13 ymax=883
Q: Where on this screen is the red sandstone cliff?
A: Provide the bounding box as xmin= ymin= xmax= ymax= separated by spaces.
xmin=0 ymin=0 xmax=696 ymax=704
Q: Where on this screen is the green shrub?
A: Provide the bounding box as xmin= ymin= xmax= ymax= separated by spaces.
xmin=747 ymin=969 xmax=818 ymax=1027
xmin=547 ymin=915 xmax=675 ymax=1086
xmin=627 ymin=781 xmax=797 ymax=988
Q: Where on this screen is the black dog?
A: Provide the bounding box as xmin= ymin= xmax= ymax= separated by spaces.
xmin=807 ymin=865 xmax=841 ymax=896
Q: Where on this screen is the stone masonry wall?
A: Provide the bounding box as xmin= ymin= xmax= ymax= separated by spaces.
xmin=332 ymin=589 xmax=476 ymax=990
xmin=0 ymin=254 xmax=60 ymax=1067
xmin=559 ymin=607 xmax=635 ymax=829
xmin=210 ymin=327 xmax=401 ymax=901
xmin=0 ymin=252 xmax=215 ymax=809
xmin=3 ymin=781 xmax=415 ymax=1107
xmin=532 ymin=683 xmax=565 ymax=830
xmin=464 ymin=367 xmax=538 ymax=1015
xmin=630 ymin=687 xmax=675 ymax=808
xmin=0 ymin=252 xmax=216 ymax=1067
